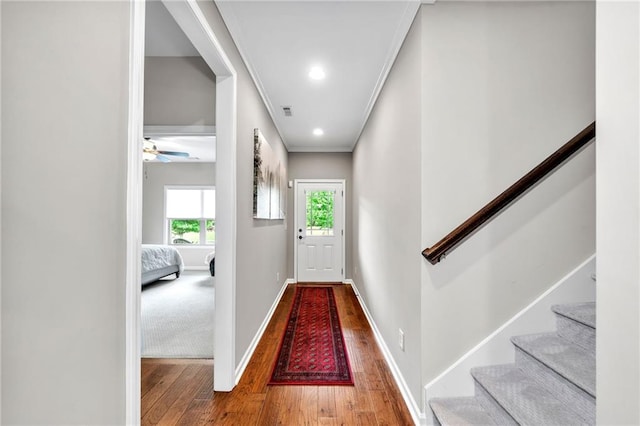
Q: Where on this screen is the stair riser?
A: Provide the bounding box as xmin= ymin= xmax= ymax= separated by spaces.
xmin=515 ymin=348 xmax=595 ymax=424
xmin=473 ymin=380 xmax=518 ymax=425
xmin=556 ymin=314 xmax=596 ymax=353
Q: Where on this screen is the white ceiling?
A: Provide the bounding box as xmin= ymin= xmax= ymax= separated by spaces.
xmin=146 ymin=0 xmax=420 ymax=153
xmin=215 ymin=1 xmax=419 ymax=152
xmin=144 ymin=134 xmax=217 ymax=163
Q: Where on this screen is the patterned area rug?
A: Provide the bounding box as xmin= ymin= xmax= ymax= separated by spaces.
xmin=269 ymin=286 xmax=353 ymax=386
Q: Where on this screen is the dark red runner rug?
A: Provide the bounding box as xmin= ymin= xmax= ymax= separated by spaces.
xmin=269 ymin=286 xmax=353 ymax=386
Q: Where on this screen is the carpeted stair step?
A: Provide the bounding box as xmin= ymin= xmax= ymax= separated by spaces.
xmin=552 ymin=302 xmax=595 ymax=353
xmin=429 ymin=396 xmax=497 ymax=426
xmin=512 ymin=333 xmax=595 ymax=423
xmin=471 ymin=364 xmax=589 ymax=425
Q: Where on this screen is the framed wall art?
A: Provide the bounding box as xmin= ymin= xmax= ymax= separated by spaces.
xmin=253 ymin=128 xmax=286 ymax=219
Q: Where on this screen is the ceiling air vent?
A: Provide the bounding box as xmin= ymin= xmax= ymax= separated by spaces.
xmin=282 ymin=106 xmax=293 ymax=117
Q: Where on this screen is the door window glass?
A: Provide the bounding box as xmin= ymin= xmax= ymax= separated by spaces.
xmin=306 ymin=190 xmax=334 ymax=236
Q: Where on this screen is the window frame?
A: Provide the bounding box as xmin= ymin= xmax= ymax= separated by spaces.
xmin=164 ymin=185 xmax=216 ymax=246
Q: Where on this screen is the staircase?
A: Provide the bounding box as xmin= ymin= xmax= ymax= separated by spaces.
xmin=430 ymin=302 xmax=596 ymax=425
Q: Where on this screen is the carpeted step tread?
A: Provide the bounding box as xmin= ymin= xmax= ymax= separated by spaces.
xmin=471 ymin=364 xmax=589 ymax=425
xmin=430 ymin=397 xmax=497 ymax=425
xmin=511 ymin=333 xmax=595 ymax=397
xmin=552 ymin=302 xmax=595 ymax=329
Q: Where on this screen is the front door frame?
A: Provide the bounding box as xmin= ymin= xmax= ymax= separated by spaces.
xmin=293 ymin=179 xmax=346 ymax=283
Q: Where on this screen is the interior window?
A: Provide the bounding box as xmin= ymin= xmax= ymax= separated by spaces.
xmin=166 ymin=187 xmax=215 ymax=245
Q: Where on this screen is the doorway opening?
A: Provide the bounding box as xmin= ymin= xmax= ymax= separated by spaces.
xmin=126 ymin=0 xmax=238 ymax=422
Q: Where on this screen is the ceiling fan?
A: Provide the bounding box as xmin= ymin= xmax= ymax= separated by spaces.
xmin=143 ymin=137 xmax=190 ymax=163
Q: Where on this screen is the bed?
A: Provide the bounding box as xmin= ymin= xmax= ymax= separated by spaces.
xmin=205 ymin=248 xmax=215 ymax=277
xmin=141 ymin=244 xmax=184 ymax=286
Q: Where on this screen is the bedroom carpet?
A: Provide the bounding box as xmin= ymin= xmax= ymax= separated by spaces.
xmin=141 ymin=271 xmax=214 ymax=358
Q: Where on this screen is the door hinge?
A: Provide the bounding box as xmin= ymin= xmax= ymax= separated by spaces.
xmin=341 ymin=229 xmax=344 ymax=236
xmin=341 ymin=268 xmax=344 ymax=275
xmin=342 ymin=190 xmax=344 ymax=197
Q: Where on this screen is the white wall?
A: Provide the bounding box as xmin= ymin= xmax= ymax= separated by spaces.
xmin=142 ymin=162 xmax=215 ymax=268
xmin=419 ymin=1 xmax=595 ymax=385
xmin=352 ymin=13 xmax=423 ymax=405
xmin=144 ymin=56 xmax=216 ymax=126
xmin=1 ymin=0 xmax=289 ymax=422
xmin=0 ymin=0 xmax=3 ymax=418
xmin=1 ymin=2 xmax=130 ymax=424
xmin=286 ymin=152 xmax=353 ymax=278
xmin=195 ymin=1 xmax=288 ymax=366
xmin=596 ymin=1 xmax=640 ymax=423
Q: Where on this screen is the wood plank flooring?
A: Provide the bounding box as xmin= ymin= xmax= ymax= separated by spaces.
xmin=141 ymin=283 xmax=415 ymax=425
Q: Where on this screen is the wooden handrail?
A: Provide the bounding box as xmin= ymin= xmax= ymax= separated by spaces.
xmin=422 ymin=122 xmax=596 ymax=265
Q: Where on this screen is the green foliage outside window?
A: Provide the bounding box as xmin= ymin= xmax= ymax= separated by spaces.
xmin=306 ymin=191 xmax=334 ymax=230
xmin=171 ymin=219 xmax=200 ymax=236
xmin=170 ymin=219 xmax=215 ymax=244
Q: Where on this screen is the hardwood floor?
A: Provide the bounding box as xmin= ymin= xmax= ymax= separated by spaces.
xmin=141 ymin=283 xmax=415 ymax=425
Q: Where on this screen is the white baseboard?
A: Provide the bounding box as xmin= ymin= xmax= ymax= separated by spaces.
xmin=234 ymin=279 xmax=292 ymax=382
xmin=348 ymin=280 xmax=425 ymax=425
xmin=423 ymin=254 xmax=596 ymax=425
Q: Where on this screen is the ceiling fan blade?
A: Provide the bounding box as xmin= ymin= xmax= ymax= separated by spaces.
xmin=157 ymin=150 xmax=190 ymax=157
xmin=155 ymin=154 xmax=172 ymax=163
xmin=143 ymin=139 xmax=156 ymax=150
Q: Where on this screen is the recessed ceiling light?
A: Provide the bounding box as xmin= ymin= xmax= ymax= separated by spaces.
xmin=313 ymin=128 xmax=324 ymax=136
xmin=309 ymin=66 xmax=326 ymax=81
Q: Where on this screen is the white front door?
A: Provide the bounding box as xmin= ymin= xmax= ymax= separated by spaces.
xmin=295 ymin=180 xmax=345 ymax=282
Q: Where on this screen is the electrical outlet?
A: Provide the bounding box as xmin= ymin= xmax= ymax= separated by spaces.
xmin=399 ymin=329 xmax=405 ymax=351
xmin=276 ymin=272 xmax=280 ymax=283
